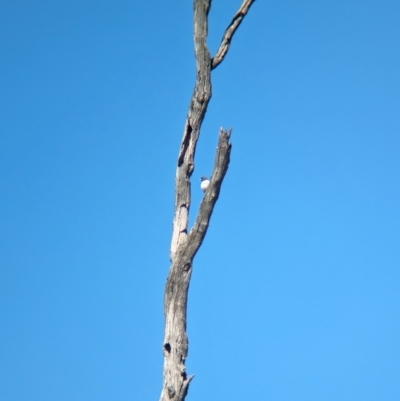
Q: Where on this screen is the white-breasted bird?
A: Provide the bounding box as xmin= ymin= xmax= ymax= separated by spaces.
xmin=200 ymin=176 xmax=210 ymax=192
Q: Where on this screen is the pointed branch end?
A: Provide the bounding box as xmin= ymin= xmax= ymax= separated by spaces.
xmin=219 ymin=127 xmax=233 ymax=138
xmin=180 ymin=374 xmax=195 ymax=399
xmin=219 ymin=127 xmax=233 ymax=147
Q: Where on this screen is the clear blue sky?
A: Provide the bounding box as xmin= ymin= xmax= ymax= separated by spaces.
xmin=1 ymin=1 xmax=399 ymax=400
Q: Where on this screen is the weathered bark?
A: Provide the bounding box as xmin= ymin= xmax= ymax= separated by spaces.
xmin=159 ymin=1 xmax=255 ymax=401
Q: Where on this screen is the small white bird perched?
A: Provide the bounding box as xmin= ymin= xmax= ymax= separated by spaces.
xmin=200 ymin=176 xmax=210 ymax=192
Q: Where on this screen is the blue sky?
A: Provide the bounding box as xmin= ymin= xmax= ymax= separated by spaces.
xmin=1 ymin=1 xmax=399 ymax=400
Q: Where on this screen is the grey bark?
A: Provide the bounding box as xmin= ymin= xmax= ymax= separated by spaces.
xmin=159 ymin=1 xmax=255 ymax=401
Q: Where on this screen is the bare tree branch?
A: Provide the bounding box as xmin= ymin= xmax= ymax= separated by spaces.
xmin=159 ymin=0 xmax=253 ymax=399
xmin=186 ymin=129 xmax=232 ymax=257
xmin=211 ymin=0 xmax=256 ymax=70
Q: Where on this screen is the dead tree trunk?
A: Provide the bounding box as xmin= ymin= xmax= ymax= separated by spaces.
xmin=159 ymin=1 xmax=255 ymax=400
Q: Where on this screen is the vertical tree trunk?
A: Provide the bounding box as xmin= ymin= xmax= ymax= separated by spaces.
xmin=159 ymin=2 xmax=255 ymax=400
